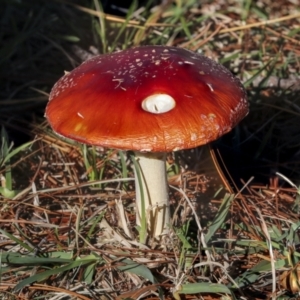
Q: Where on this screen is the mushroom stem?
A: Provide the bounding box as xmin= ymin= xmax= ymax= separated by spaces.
xmin=134 ymin=151 xmax=170 ymax=239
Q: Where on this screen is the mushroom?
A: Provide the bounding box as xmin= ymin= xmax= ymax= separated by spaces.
xmin=46 ymin=45 xmax=248 ymax=240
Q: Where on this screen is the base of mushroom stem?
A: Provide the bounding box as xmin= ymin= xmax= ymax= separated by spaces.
xmin=134 ymin=151 xmax=170 ymax=238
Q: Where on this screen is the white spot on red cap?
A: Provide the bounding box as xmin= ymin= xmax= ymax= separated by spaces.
xmin=184 ymin=61 xmax=194 ymax=65
xmin=112 ymin=78 xmax=124 ymax=89
xmin=206 ymin=83 xmax=214 ymax=92
xmin=142 ymin=94 xmax=176 ymax=114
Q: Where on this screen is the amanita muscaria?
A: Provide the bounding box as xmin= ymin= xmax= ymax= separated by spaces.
xmin=46 ymin=45 xmax=248 ymax=240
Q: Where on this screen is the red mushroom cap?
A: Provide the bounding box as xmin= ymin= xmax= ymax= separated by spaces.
xmin=46 ymin=46 xmax=248 ymax=152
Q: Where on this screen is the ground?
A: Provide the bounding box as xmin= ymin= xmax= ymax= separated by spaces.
xmin=1 ymin=0 xmax=300 ymax=299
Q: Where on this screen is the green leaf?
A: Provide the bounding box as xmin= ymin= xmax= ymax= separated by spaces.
xmin=110 ymin=0 xmax=138 ymax=50
xmin=205 ymin=194 xmax=234 ymax=244
xmin=119 ymin=150 xmax=128 ymax=190
xmin=0 ymin=187 xmax=21 ymax=198
xmin=1 ymin=140 xmax=35 ymax=166
xmin=176 ymin=224 xmax=193 ymax=250
xmin=131 ymin=155 xmax=147 ymax=244
xmin=0 ymin=252 xmax=73 ymax=265
xmin=177 ymin=282 xmax=233 ymax=294
xmin=287 ymin=221 xmax=300 ymax=245
xmin=83 ymin=262 xmax=96 ymax=284
xmin=117 ymin=258 xmax=156 ymax=284
xmin=54 ymin=34 xmax=80 ymax=42
xmin=76 ymin=253 xmax=99 ymax=284
xmin=14 ymin=256 xmax=98 ymax=291
xmin=232 ymin=259 xmax=286 ymax=288
xmin=48 ymin=251 xmax=74 ymax=259
xmin=0 ymin=229 xmax=34 ymax=252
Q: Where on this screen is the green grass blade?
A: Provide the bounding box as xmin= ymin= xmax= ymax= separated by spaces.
xmin=177 ymin=282 xmax=233 ymax=295
xmin=83 ymin=262 xmax=96 ymax=284
xmin=1 ymin=140 xmax=35 ymax=166
xmin=232 ymin=259 xmax=286 ymax=288
xmin=93 ymin=0 xmax=107 ymax=52
xmin=14 ymin=256 xmax=98 ymax=292
xmin=81 ymin=144 xmax=93 ymax=181
xmin=119 ymin=150 xmax=128 ymax=190
xmin=0 ymin=229 xmax=34 ymax=252
xmin=117 ymin=257 xmax=156 ymax=284
xmin=131 ymin=154 xmax=147 ymax=244
xmin=110 ymin=0 xmax=138 ymax=50
xmin=205 ymin=194 xmax=234 ymax=244
xmin=0 ymin=187 xmax=21 ymax=198
xmin=1 ymin=127 xmax=12 ymax=189
xmin=0 ymin=252 xmax=72 ymax=265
